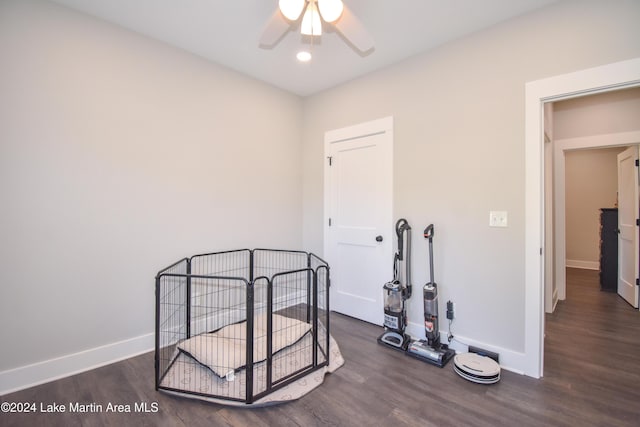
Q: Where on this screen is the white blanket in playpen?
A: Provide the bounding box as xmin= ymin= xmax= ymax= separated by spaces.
xmin=177 ymin=314 xmax=312 ymax=378
xmin=160 ymin=314 xmax=343 ymax=405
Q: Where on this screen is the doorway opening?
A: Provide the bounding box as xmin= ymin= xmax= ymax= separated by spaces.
xmin=525 ymin=57 xmax=640 ymax=378
xmin=545 ymin=88 xmax=640 ymax=312
xmin=543 ymin=89 xmax=640 ymax=380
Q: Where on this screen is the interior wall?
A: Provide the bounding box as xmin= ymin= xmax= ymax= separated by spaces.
xmin=564 ymin=148 xmax=624 ymax=268
xmin=301 ymin=0 xmax=640 ymax=363
xmin=553 ymin=87 xmax=640 ymax=140
xmin=553 ymin=88 xmax=640 ymax=272
xmin=0 ymin=0 xmax=303 ymax=373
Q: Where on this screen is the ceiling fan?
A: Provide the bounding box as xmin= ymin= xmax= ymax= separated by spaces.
xmin=259 ymin=0 xmax=374 ymax=54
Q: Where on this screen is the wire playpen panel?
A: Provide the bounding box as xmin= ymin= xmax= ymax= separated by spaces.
xmin=155 ymin=249 xmax=330 ymax=404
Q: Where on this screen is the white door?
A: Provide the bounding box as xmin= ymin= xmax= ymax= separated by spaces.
xmin=324 ymin=117 xmax=393 ymax=325
xmin=617 ymin=145 xmax=639 ymax=308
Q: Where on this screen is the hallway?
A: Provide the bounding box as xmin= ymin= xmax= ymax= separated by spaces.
xmin=544 ymin=268 xmax=640 ymax=424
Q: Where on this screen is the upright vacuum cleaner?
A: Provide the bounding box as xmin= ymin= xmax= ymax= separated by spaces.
xmin=406 ymin=224 xmax=455 ymax=367
xmin=378 ymin=219 xmax=412 ymax=351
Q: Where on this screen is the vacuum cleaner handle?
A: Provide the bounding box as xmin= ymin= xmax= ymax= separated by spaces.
xmin=395 ymin=218 xmax=410 ymax=260
xmin=424 ymin=224 xmax=434 ymax=241
xmin=394 ymin=218 xmax=412 ymax=298
xmin=424 ymin=224 xmax=435 ymax=285
xmin=405 ymin=226 xmax=412 ymax=298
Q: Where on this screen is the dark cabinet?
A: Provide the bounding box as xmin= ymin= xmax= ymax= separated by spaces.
xmin=599 ymin=208 xmax=618 ymax=292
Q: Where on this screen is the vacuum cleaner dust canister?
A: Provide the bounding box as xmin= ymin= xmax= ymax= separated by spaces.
xmin=423 ymin=282 xmax=439 ymax=343
xmin=383 ymin=280 xmax=405 ymax=330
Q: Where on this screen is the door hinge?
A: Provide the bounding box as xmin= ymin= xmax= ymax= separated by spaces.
xmin=636 ymin=278 xmax=639 ymax=287
xmin=635 ymin=159 xmax=639 ymax=167
xmin=637 ymin=218 xmax=640 ymax=226
xmin=328 ymin=218 xmax=332 ymax=226
xmin=327 ymin=156 xmax=333 ymax=166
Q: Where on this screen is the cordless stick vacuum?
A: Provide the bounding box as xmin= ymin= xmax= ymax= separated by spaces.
xmin=378 ymin=219 xmax=412 ymax=351
xmin=406 ymin=224 xmax=455 ymax=367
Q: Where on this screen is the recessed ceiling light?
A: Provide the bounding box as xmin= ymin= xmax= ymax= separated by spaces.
xmin=297 ymin=51 xmax=312 ymax=62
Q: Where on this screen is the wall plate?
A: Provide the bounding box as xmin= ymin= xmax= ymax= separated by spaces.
xmin=489 ymin=211 xmax=508 ymax=227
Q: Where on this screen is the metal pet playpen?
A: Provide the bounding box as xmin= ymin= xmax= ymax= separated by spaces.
xmin=155 ymin=249 xmax=330 ymax=405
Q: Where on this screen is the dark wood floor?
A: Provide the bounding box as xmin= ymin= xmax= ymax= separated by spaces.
xmin=2 ymin=268 xmax=640 ymax=426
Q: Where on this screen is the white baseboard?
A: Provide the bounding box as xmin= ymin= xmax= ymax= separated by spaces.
xmin=1 ymin=290 xmax=311 ymax=396
xmin=566 ymin=259 xmax=599 ymax=270
xmin=406 ymin=321 xmax=525 ymax=375
xmin=0 ymin=333 xmax=154 ymax=396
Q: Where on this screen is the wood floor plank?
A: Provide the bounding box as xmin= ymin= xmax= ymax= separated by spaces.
xmin=2 ymin=267 xmax=639 ymax=426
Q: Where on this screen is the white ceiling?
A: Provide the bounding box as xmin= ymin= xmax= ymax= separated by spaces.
xmin=50 ymin=0 xmax=560 ymax=96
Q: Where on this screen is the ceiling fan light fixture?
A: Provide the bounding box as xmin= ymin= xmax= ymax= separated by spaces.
xmin=301 ymin=1 xmax=322 ymax=36
xmin=279 ymin=0 xmax=305 ymax=21
xmin=317 ymin=0 xmax=343 ymax=23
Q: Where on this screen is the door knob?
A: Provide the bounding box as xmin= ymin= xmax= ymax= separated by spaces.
xmin=376 ymin=235 xmax=383 ymax=242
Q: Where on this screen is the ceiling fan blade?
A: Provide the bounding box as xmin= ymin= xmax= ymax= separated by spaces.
xmin=331 ymin=5 xmax=374 ymax=53
xmin=259 ymin=10 xmax=292 ymax=48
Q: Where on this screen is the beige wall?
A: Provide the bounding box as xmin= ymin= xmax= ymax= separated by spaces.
xmin=564 ymin=148 xmax=624 ymax=266
xmin=0 ymin=0 xmax=302 ymax=372
xmin=302 ymin=0 xmax=640 ymax=354
xmin=554 ymin=87 xmax=640 ymax=140
xmin=555 ymin=87 xmax=640 ymax=268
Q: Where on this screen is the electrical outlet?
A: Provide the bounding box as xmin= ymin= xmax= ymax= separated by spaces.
xmin=489 ymin=211 xmax=508 ymax=227
xmin=468 ymin=345 xmax=500 ymax=363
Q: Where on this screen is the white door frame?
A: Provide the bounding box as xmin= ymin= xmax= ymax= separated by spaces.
xmin=553 ymin=133 xmax=640 ymax=304
xmin=525 ymin=57 xmax=640 ymax=378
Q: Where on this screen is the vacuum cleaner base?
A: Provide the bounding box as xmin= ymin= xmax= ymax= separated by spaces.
xmin=377 ymin=331 xmax=410 ymax=351
xmin=406 ymin=340 xmax=455 ymax=367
